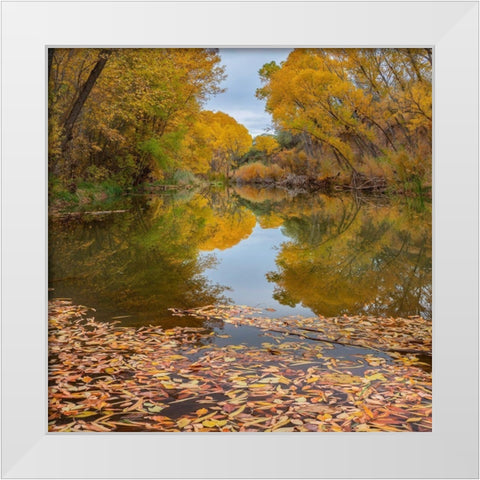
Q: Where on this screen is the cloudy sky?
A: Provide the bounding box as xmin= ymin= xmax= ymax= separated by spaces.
xmin=204 ymin=48 xmax=292 ymax=138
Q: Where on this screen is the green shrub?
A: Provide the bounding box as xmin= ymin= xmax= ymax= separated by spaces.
xmin=172 ymin=170 xmax=197 ymax=186
xmin=49 ymin=175 xmax=79 ymax=205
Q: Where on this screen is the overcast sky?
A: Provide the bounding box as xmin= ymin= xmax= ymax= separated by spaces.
xmin=204 ymin=48 xmax=292 ymax=138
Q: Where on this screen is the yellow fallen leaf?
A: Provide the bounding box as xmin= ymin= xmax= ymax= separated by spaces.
xmin=317 ymin=413 xmax=332 ymax=421
xmin=330 ymin=423 xmax=343 ymax=432
xmin=365 ymin=373 xmax=387 ymax=382
xmin=203 ymin=419 xmax=227 ymax=428
xmin=259 ymin=376 xmax=284 ymax=384
xmin=232 ymin=381 xmax=247 ymax=387
xmin=277 ymin=375 xmax=291 ymax=385
xmin=160 ymin=381 xmax=176 ymax=389
xmin=243 ymin=417 xmax=270 ymax=427
xmin=197 ymin=412 xmax=216 ymax=422
xmin=74 ymin=411 xmax=98 ymax=418
xmin=177 ymin=418 xmax=191 ymax=429
xmin=406 ymin=417 xmax=423 ymax=423
xmin=363 ymin=406 xmax=375 ymax=418
xmin=229 ymin=405 xmax=246 ymax=417
xmin=322 ymin=373 xmax=362 ymax=384
xmin=272 ymin=416 xmax=290 ymax=430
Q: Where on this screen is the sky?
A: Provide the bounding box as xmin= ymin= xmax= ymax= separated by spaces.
xmin=204 ymin=48 xmax=292 ymax=138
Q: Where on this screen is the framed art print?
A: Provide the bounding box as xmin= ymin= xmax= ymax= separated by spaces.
xmin=2 ymin=1 xmax=478 ymax=478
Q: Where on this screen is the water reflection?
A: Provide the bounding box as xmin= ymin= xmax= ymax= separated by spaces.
xmin=49 ymin=194 xmax=232 ymax=326
xmin=234 ymin=188 xmax=431 ymax=319
xmin=49 ymin=187 xmax=431 ymax=326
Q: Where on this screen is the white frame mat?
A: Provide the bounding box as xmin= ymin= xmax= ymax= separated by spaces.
xmin=2 ymin=1 xmax=478 ymax=478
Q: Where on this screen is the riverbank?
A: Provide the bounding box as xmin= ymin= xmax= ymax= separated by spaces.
xmin=49 ymin=299 xmax=431 ymax=432
xmin=49 ymin=177 xmax=431 ymax=217
xmin=234 ymin=174 xmax=432 ymax=198
xmin=49 ymin=180 xmax=194 ymax=214
xmin=48 ymin=171 xmax=223 ymax=214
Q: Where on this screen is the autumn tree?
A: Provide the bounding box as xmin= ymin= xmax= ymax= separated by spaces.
xmin=179 ymin=111 xmax=252 ymax=178
xmin=256 ymin=48 xmax=432 ymax=189
xmin=62 ymin=49 xmax=112 ymax=152
xmin=253 ymin=135 xmax=280 ymax=156
xmin=48 ymin=48 xmax=225 ymax=188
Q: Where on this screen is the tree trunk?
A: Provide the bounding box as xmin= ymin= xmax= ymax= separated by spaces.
xmin=48 ymin=48 xmax=56 ymax=122
xmin=61 ymin=49 xmax=112 ymax=152
xmin=48 ymin=48 xmax=55 ymax=82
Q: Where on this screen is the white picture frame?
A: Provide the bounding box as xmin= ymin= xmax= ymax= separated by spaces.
xmin=1 ymin=1 xmax=478 ymax=478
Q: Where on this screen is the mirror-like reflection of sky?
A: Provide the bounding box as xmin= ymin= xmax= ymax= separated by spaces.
xmin=201 ymin=223 xmax=314 ymax=318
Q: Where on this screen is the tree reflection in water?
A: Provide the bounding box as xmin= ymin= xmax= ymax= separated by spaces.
xmin=49 ymin=187 xmax=431 ymax=328
xmin=233 ymin=188 xmax=431 ymax=320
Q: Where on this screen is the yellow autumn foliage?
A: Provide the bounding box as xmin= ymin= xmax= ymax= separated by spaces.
xmin=179 ymin=111 xmax=252 ymax=177
xmin=257 ymin=48 xmax=432 ymax=185
xmin=254 ymin=135 xmax=280 ymax=156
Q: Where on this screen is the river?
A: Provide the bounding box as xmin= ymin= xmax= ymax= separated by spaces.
xmin=49 ymin=185 xmax=431 ymax=357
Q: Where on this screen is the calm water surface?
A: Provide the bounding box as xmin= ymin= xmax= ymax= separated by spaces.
xmin=49 ymin=186 xmax=431 ymax=354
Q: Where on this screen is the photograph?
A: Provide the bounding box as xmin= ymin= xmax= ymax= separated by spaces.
xmin=48 ymin=47 xmax=432 ymax=433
